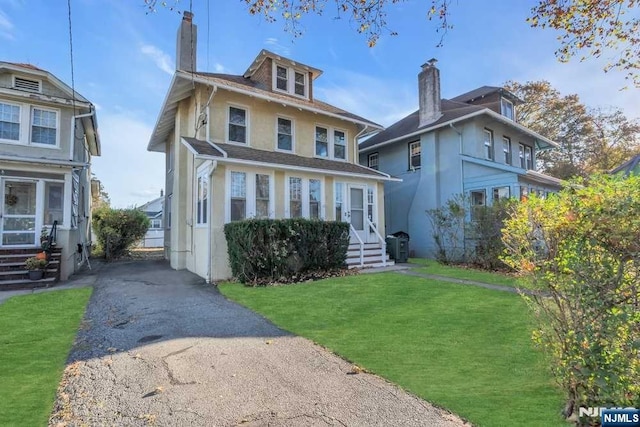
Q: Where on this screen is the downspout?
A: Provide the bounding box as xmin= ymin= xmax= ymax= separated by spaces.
xmin=449 ymin=123 xmax=464 ymax=194
xmin=354 ymin=125 xmax=371 ymax=164
xmin=206 ymin=160 xmax=217 ymax=283
xmin=69 ymin=109 xmax=96 ymax=161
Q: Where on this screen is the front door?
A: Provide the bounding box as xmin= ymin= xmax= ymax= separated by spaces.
xmin=347 ymin=184 xmax=367 ymax=243
xmin=1 ymin=180 xmax=37 ymax=247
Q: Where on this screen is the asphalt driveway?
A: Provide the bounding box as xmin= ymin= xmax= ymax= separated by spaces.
xmin=50 ymin=260 xmax=466 ymax=426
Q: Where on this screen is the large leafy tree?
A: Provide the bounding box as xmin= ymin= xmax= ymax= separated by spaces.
xmin=502 ymin=174 xmax=640 ymax=422
xmin=505 ymin=80 xmax=640 ymax=179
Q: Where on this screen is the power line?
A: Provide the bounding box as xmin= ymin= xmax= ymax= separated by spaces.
xmin=67 ymin=0 xmax=77 ymax=114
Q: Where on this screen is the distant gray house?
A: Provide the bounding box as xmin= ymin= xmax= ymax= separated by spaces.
xmin=611 ymin=154 xmax=640 ymax=176
xmin=359 ymin=59 xmax=563 ymax=257
xmin=138 ymin=191 xmax=164 ymax=248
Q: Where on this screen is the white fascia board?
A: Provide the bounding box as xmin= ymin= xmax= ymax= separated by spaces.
xmin=0 ymin=87 xmax=92 ymax=109
xmin=175 ymin=71 xmax=383 ymax=131
xmin=0 ymin=154 xmax=88 ymax=168
xmin=193 ymin=153 xmax=401 ymax=182
xmin=360 ymin=108 xmax=560 ymax=153
xmin=148 ymin=73 xmax=182 ymax=152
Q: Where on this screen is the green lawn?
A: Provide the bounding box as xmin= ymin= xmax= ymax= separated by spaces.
xmin=409 ymin=258 xmax=527 ymax=288
xmin=0 ymin=288 xmax=92 ymax=427
xmin=220 ymin=274 xmax=564 ymax=427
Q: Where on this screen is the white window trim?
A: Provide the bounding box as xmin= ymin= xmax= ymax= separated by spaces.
xmin=483 ymin=128 xmax=494 ymax=161
xmin=13 ymin=75 xmax=42 ymax=93
xmin=226 ymin=103 xmax=250 ymax=146
xmin=409 ymin=140 xmax=421 ymax=170
xmin=275 ymin=115 xmax=295 ymax=152
xmin=272 ymin=61 xmax=309 ymax=99
xmin=0 ymin=101 xmax=21 ymax=144
xmin=502 ymin=136 xmax=511 ymax=165
xmin=314 ymin=123 xmax=349 ymax=161
xmin=368 ymin=152 xmax=379 ymax=169
xmin=501 ymin=98 xmax=515 ymax=121
xmin=518 ymin=143 xmax=526 ymax=168
xmin=30 ymin=106 xmax=61 ymax=149
xmin=366 ymin=184 xmax=378 ymax=233
xmin=284 ymin=174 xmax=325 ymax=219
xmin=225 ymin=168 xmax=275 ymax=223
xmin=195 ymin=163 xmax=209 ymax=227
xmin=0 ymin=101 xmax=61 ymax=149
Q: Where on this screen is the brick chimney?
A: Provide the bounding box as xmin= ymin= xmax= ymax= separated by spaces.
xmin=176 ymin=11 xmax=197 ymax=72
xmin=418 ymin=58 xmax=442 ymax=127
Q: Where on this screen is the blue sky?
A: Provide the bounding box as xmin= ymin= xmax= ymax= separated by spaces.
xmin=1 ymin=0 xmax=637 ymax=207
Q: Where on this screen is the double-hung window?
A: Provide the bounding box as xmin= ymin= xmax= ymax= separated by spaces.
xmin=368 ymin=153 xmax=379 ymax=170
xmin=230 ymin=171 xmax=247 ymax=221
xmin=273 ymin=63 xmax=307 ymax=97
xmin=228 ymin=106 xmax=247 ymax=144
xmin=0 ymin=102 xmax=20 ymax=141
xmin=31 ymin=108 xmax=57 ymax=146
xmin=315 ymin=126 xmax=348 ymax=160
xmin=289 ymin=177 xmax=303 ymax=218
xmin=501 ymin=98 xmax=515 ymax=121
xmin=409 ymin=141 xmax=421 ymax=169
xmin=277 ymin=117 xmax=293 ymax=151
xmin=484 ymin=129 xmax=494 ymax=161
xmin=493 ymin=186 xmax=510 ymax=201
xmin=470 ymin=190 xmax=486 ymax=221
xmin=525 ymin=146 xmax=533 ymax=170
xmin=255 ymin=174 xmax=270 ymax=218
xmin=518 ymin=144 xmax=526 ymax=168
xmin=195 ymin=167 xmax=209 ymax=225
xmin=287 ymin=177 xmax=323 ymax=219
xmin=335 ymin=182 xmax=344 ymax=221
xmin=228 ymin=171 xmax=272 ymax=221
xmin=503 ymin=137 xmax=511 ymax=165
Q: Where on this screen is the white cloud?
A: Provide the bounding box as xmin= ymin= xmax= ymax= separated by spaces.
xmin=140 ymin=44 xmax=174 ymax=75
xmin=264 ymin=37 xmax=292 ymax=57
xmin=315 ymin=69 xmax=416 ymax=127
xmin=0 ymin=10 xmax=15 ymax=40
xmin=91 ymin=112 xmax=165 ymax=208
xmin=213 ymin=63 xmax=227 ymax=73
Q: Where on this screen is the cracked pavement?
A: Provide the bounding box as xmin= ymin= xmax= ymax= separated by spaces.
xmin=49 ymin=260 xmax=467 ymax=426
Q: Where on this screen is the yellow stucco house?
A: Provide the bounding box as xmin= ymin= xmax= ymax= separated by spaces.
xmin=147 ymin=13 xmax=396 ymax=282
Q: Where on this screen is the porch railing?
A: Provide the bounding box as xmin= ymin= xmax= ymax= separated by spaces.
xmin=349 ymin=223 xmax=364 ymax=267
xmin=43 ymin=220 xmax=58 ymax=253
xmin=366 ymin=218 xmax=387 ymax=267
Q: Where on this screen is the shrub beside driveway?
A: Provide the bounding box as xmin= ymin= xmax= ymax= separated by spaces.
xmin=0 ymin=288 xmax=91 ymax=426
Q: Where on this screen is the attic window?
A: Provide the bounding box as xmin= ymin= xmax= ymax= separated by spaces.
xmin=14 ymin=77 xmax=41 ymax=93
xmin=273 ymin=62 xmax=308 ymax=98
xmin=501 ymin=98 xmax=514 ymax=121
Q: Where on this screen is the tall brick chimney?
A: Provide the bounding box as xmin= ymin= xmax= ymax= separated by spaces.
xmin=418 ymin=58 xmax=442 ymax=127
xmin=176 ymin=11 xmax=197 ymax=72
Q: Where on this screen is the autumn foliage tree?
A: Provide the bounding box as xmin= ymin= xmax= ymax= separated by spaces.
xmin=502 ymin=174 xmax=640 ymax=423
xmin=505 ymin=80 xmax=640 ymax=179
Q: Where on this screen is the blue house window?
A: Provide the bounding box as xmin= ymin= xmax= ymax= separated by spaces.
xmin=409 ymin=141 xmax=421 ymax=169
xmin=484 ymin=129 xmax=494 ymax=161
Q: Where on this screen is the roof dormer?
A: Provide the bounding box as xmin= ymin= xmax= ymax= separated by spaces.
xmin=243 ymin=50 xmax=322 ymax=101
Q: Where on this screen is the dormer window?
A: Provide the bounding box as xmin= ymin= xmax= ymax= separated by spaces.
xmin=501 ymin=98 xmax=514 ymax=121
xmin=13 ymin=76 xmax=41 ymax=93
xmin=273 ymin=62 xmax=308 ymax=98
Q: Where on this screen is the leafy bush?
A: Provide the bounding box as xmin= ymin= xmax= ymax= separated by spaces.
xmin=426 ymin=194 xmax=467 ymax=264
xmin=224 ymin=218 xmax=350 ymax=285
xmin=502 ymin=174 xmax=640 ymax=422
xmin=466 ymin=198 xmax=515 ymax=270
xmin=92 ymin=207 xmax=150 ymax=260
xmin=25 ymin=257 xmax=48 ymax=270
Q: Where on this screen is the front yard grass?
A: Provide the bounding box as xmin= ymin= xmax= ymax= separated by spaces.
xmin=219 ymin=273 xmax=563 ymax=427
xmin=409 ymin=258 xmax=526 ymax=288
xmin=0 ymin=288 xmax=92 ymax=427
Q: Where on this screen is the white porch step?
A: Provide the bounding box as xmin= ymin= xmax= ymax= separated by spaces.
xmin=346 ymin=243 xmax=394 ymax=269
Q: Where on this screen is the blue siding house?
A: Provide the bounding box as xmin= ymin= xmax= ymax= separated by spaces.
xmin=359 ymin=59 xmax=563 ymax=257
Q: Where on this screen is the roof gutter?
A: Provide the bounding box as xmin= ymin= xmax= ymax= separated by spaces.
xmin=360 ymin=108 xmax=559 ymax=153
xmin=0 ymin=154 xmax=88 ymax=168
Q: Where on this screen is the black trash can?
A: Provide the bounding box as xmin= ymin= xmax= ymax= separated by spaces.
xmin=386 ymin=232 xmax=410 ymax=263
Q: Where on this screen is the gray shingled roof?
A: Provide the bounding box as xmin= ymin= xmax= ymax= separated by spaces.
xmin=182 ymin=137 xmax=392 ymax=179
xmin=450 ymin=86 xmax=502 ymax=103
xmin=611 ymin=154 xmax=640 ymax=176
xmin=193 ymin=72 xmax=382 ymax=128
xmin=360 ymin=99 xmax=484 ymax=150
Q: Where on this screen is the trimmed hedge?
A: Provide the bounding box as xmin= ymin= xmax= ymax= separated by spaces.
xmin=224 ymin=218 xmax=350 ymax=285
xmin=92 ymin=207 xmax=150 ymax=260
